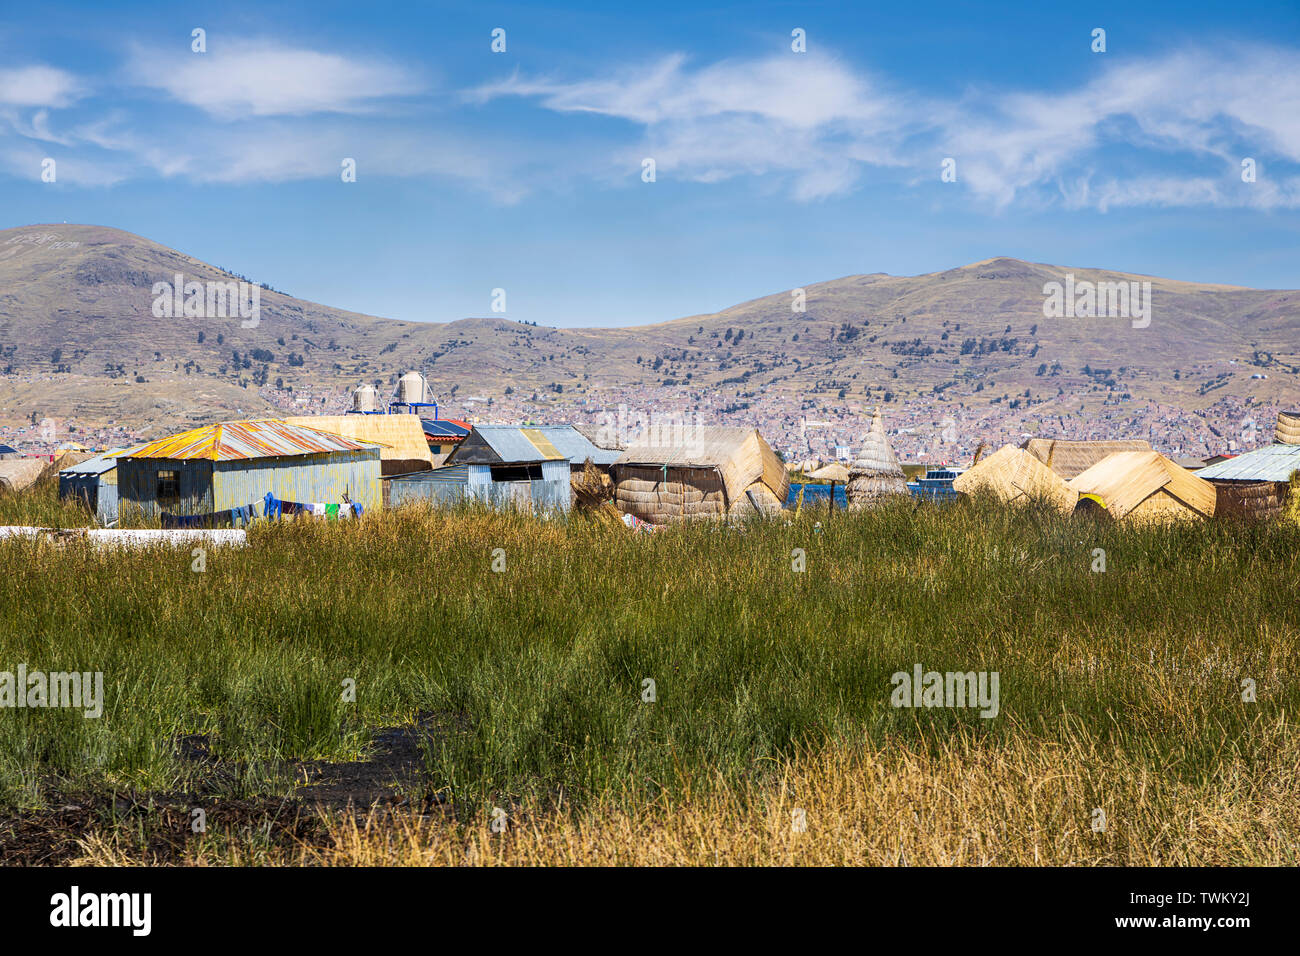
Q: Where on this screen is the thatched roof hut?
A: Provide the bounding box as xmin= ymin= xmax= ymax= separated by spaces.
xmin=1213 ymin=481 xmax=1286 ymax=521
xmin=952 ymin=444 xmax=1077 ymax=514
xmin=805 ymin=462 xmax=849 ymax=483
xmin=612 ymin=426 xmax=788 ymax=524
xmin=1275 ymin=410 xmax=1300 ymax=445
xmin=0 ymin=458 xmax=48 ymax=492
xmin=846 ymin=409 xmax=909 ymax=510
xmin=1068 ymin=451 xmax=1216 ymax=523
xmin=1022 ymin=438 xmax=1152 ymax=479
xmin=573 ymin=421 xmax=627 ymax=452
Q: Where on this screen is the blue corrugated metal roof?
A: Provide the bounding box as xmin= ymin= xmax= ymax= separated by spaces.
xmin=1198 ymin=443 xmax=1300 ymax=482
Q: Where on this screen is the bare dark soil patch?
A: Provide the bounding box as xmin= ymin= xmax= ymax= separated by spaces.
xmin=0 ymin=714 xmax=459 ymax=865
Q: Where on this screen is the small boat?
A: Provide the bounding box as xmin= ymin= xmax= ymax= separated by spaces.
xmin=907 ymin=466 xmax=966 ymax=501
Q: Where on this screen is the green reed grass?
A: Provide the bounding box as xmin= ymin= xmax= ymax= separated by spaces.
xmin=0 ymin=482 xmax=1296 ymax=816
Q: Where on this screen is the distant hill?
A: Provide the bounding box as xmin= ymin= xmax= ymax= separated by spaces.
xmin=1 ymin=224 xmax=1298 ymax=440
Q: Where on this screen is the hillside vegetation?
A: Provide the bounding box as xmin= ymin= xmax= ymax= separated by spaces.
xmin=3 ymin=225 xmax=1299 ymax=430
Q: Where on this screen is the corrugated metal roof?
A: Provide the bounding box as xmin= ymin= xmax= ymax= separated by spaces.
xmin=538 ymin=426 xmax=620 ymax=466
xmin=1198 ymin=442 xmax=1300 ymax=482
xmin=470 ymin=425 xmax=619 ymax=465
xmin=60 ymin=449 xmax=125 ymax=476
xmin=386 ymin=463 xmax=471 ymax=483
xmin=470 ymin=425 xmax=560 ymax=462
xmin=114 ymin=420 xmax=381 ymax=462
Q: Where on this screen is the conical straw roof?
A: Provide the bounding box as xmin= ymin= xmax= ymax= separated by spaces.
xmin=849 ymin=408 xmax=905 ymax=478
xmin=847 ymin=407 xmax=909 ymax=510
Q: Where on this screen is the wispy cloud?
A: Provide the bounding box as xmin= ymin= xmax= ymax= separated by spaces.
xmin=4 ymin=37 xmax=1299 ymax=210
xmin=125 ymin=38 xmax=424 ymax=117
xmin=478 ymin=44 xmax=1300 ymax=209
xmin=473 ymin=53 xmax=919 ymax=199
xmin=0 ymin=66 xmax=84 ymax=108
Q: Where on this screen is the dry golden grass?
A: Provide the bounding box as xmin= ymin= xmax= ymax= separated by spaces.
xmin=75 ymin=718 xmax=1299 ymax=866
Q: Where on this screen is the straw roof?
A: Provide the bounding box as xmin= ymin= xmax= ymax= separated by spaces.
xmin=0 ymin=458 xmax=47 ymax=492
xmin=850 ymin=408 xmax=905 ymax=478
xmin=1067 ymin=451 xmax=1216 ymax=521
xmin=1022 ymin=438 xmax=1153 ymax=479
xmin=614 ymin=426 xmax=787 ymax=505
xmin=951 ymin=444 xmax=1077 ymax=514
xmin=847 ymin=408 xmax=908 ymax=509
xmin=52 ymin=449 xmax=93 ymax=470
xmin=805 ymin=462 xmax=850 ymax=483
xmin=573 ymin=421 xmax=626 ymax=451
xmin=285 ymin=415 xmax=427 ymax=470
xmin=1276 ymin=410 xmax=1300 ymax=445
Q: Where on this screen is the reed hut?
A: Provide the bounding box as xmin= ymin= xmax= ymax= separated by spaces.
xmin=1275 ymin=410 xmax=1300 ymax=445
xmin=951 ymin=444 xmax=1077 ymax=514
xmin=1198 ymin=441 xmax=1300 ymax=521
xmin=846 ymin=409 xmax=908 ymax=510
xmin=1021 ymin=438 xmax=1152 ymax=479
xmin=1067 ymin=451 xmax=1216 ymax=523
xmin=611 ymin=426 xmax=788 ymax=524
xmin=0 ymin=458 xmax=47 ymax=493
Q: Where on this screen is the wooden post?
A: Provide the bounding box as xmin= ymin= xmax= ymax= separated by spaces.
xmin=829 ymin=480 xmax=835 ymax=519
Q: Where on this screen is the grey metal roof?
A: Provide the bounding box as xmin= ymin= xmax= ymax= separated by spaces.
xmin=473 ymin=425 xmax=619 ymax=466
xmin=59 ymin=449 xmax=125 ymax=476
xmin=1198 ymin=443 xmax=1300 ymax=482
xmin=385 ymin=463 xmax=470 ymax=483
xmin=537 ymin=425 xmax=620 ymax=466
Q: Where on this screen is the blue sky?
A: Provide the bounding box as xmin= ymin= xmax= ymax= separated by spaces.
xmin=2 ymin=0 xmax=1299 ymax=326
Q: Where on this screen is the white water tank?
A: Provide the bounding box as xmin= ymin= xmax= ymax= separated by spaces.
xmin=351 ymin=383 xmax=379 ymax=413
xmin=396 ymin=370 xmax=433 ymax=406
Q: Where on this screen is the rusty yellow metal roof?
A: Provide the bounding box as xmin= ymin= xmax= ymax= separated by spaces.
xmin=114 ymin=420 xmax=381 ymax=462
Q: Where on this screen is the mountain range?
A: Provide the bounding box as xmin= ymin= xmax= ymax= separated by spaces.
xmin=1 ymin=224 xmax=1297 ymax=451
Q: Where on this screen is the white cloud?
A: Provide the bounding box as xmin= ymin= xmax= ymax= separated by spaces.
xmin=477 ymin=44 xmax=1300 ymax=209
xmin=4 ymin=37 xmax=1298 ymax=211
xmin=126 ymin=38 xmax=424 ymax=117
xmin=474 ymin=53 xmax=918 ymax=199
xmin=0 ymin=66 xmax=84 ymax=107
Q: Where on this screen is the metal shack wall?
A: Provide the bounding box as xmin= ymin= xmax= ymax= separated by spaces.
xmin=212 ymin=449 xmax=382 ymax=512
xmin=116 ymin=458 xmax=214 ymax=519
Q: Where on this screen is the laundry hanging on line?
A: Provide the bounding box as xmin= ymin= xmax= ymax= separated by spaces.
xmin=262 ymin=492 xmax=363 ymax=520
xmin=161 ymin=503 xmax=262 ymax=529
